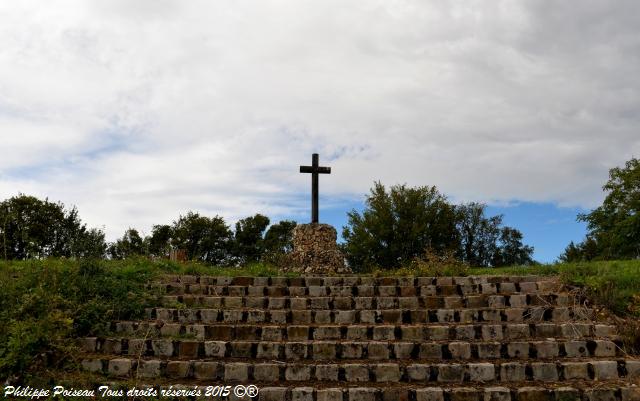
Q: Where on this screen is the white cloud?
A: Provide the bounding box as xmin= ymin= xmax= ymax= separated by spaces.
xmin=0 ymin=0 xmax=638 ymax=239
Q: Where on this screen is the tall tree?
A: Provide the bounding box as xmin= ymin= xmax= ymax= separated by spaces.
xmin=108 ymin=228 xmax=146 ymax=259
xmin=148 ymin=224 xmax=172 ymax=258
xmin=171 ymin=212 xmax=233 ymax=265
xmin=233 ymin=214 xmax=270 ymax=264
xmin=263 ymin=220 xmax=297 ymax=255
xmin=578 ymin=157 xmax=640 ymax=259
xmin=343 ymin=182 xmax=459 ymax=270
xmin=455 ymin=203 xmax=502 ymax=267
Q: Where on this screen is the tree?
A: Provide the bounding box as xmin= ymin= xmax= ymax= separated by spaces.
xmin=0 ymin=194 xmax=105 ymax=260
xmin=493 ymin=226 xmax=534 ymax=266
xmin=455 ymin=203 xmax=502 ymax=266
xmin=171 ymin=212 xmax=233 ymax=265
xmin=233 ymin=214 xmax=270 ymax=264
xmin=577 ymin=157 xmax=640 ymax=259
xmin=263 ymin=220 xmax=297 ymax=255
xmin=148 ymin=224 xmax=172 ymax=258
xmin=108 ymin=228 xmax=146 ymax=259
xmin=342 ymin=182 xmax=459 ymax=270
xmin=558 ymin=236 xmax=599 ymax=262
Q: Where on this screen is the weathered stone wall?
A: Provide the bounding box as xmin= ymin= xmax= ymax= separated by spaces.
xmin=283 ymin=223 xmax=351 ymax=274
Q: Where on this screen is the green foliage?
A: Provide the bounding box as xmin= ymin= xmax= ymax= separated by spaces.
xmin=343 ymin=183 xmax=534 ymax=270
xmin=0 ymin=258 xmax=159 ymax=383
xmin=262 ymin=220 xmax=297 ymax=266
xmin=571 ymin=157 xmax=640 ymax=260
xmin=171 ymin=212 xmax=234 ymax=265
xmin=107 ymin=228 xmax=146 ymax=259
xmin=0 ymin=194 xmax=106 ymax=260
xmin=343 ymin=182 xmax=459 ymax=270
xmin=233 ymin=214 xmax=270 ymax=264
xmin=147 ymin=224 xmax=172 ymax=258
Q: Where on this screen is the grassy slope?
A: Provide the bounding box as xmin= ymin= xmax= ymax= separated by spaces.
xmin=0 ymin=258 xmax=639 ymax=390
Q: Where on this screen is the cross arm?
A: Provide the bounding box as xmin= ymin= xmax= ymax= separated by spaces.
xmin=300 ymin=166 xmax=331 ymax=174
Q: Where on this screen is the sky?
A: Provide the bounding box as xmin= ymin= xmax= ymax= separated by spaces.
xmin=0 ymin=1 xmax=638 ymax=263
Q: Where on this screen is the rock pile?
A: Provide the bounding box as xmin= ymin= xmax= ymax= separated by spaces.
xmin=283 ymin=223 xmax=351 ymax=274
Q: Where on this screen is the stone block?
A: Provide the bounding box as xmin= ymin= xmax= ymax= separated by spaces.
xmin=348 ymin=388 xmax=377 ymax=401
xmin=516 ymin=387 xmax=551 ymax=401
xmin=477 ymin=343 xmax=501 ymax=359
xmin=533 ymin=341 xmax=559 ymax=358
xmin=373 ymin=325 xmax=395 ymax=341
xmin=394 ymin=342 xmax=415 ymax=359
xmin=346 ymin=325 xmax=368 ymax=340
xmin=179 ymin=340 xmax=200 ymax=358
xmin=436 ymin=309 xmax=455 ymax=322
xmin=407 ymin=364 xmax=430 ymax=381
xmin=420 ymin=343 xmax=443 ymax=359
xmin=261 ymin=326 xmax=283 ymax=341
xmin=269 ymin=310 xmax=287 ymax=324
xmin=291 ymin=310 xmax=312 ymax=324
xmin=285 ymin=364 xmax=311 ymax=381
xmin=314 ymin=326 xmax=341 ymax=340
xmin=344 ymin=364 xmax=370 ymax=382
xmin=584 ymin=389 xmax=617 ymax=401
xmin=437 ymin=364 xmax=464 ymax=382
xmin=445 ymin=296 xmax=465 ymax=308
xmin=193 ymin=361 xmax=218 ymax=380
xmin=315 ymin=364 xmax=339 ymax=381
xmin=500 ymin=362 xmax=526 ymax=382
xmin=308 ymin=286 xmax=327 ymax=297
xmin=449 ymin=342 xmax=472 ymax=359
xmin=564 ymin=341 xmax=588 ymax=357
xmin=621 ymin=388 xmax=640 ymax=401
xmin=291 ymin=387 xmax=314 ymax=401
xmin=456 ymin=325 xmax=476 ymax=340
xmin=593 ymin=340 xmax=616 ymax=357
xmin=375 ymin=363 xmax=401 ymax=382
xmin=253 ymin=364 xmax=280 ymax=381
xmin=627 ymin=360 xmax=640 ymax=378
xmin=342 ymin=342 xmax=364 ymax=358
xmin=102 ymin=338 xmax=123 ymax=354
xmin=359 ymin=310 xmax=376 ymax=324
xmin=288 ymin=326 xmax=310 ymax=340
xmin=507 ymin=342 xmax=529 ymax=358
xmin=505 ymin=324 xmax=529 ymax=340
xmin=368 ymin=342 xmax=391 ymax=359
xmin=160 ymin=323 xmax=182 ymax=336
xmin=315 ymin=310 xmax=332 ymax=324
xmin=504 ymin=308 xmax=524 ymax=322
xmin=257 ymin=342 xmax=281 ymax=359
xmin=335 ymin=310 xmax=356 ymax=324
xmin=285 ymin=342 xmax=308 ymax=360
xmin=482 ymin=325 xmax=503 ymax=341
xmin=317 ymin=389 xmax=343 ymax=401
xmin=468 ymin=362 xmax=496 ymax=382
xmin=594 ymin=324 xmax=616 ymax=337
xmin=488 ymin=296 xmax=506 ymax=308
xmin=554 ymin=387 xmax=580 ymax=401
xmin=482 ymin=310 xmax=502 ymax=322
xmin=200 ymin=309 xmax=219 ymax=324
xmin=590 ymin=361 xmax=618 ymax=380
xmin=204 ymin=341 xmax=226 ymax=357
xmin=427 ymin=326 xmax=450 ymax=340
xmin=166 ymin=361 xmax=190 ymax=378
xmin=313 ymin=342 xmax=337 ymax=360
xmin=484 ymin=387 xmax=511 ymax=401
xmin=416 ymin=388 xmax=444 ymax=401
xmin=531 ymin=362 xmax=558 ymax=381
xmin=151 ymin=339 xmax=173 ymax=357
xmin=289 ymin=298 xmax=307 ymax=310
xmin=561 ymin=362 xmax=589 ymax=380
xmin=449 ymin=387 xmax=480 ymax=401
xmin=399 ymin=297 xmax=419 ymax=309
xmin=225 ymin=362 xmax=249 ymax=381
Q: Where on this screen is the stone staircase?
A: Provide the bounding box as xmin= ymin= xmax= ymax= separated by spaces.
xmin=79 ymin=275 xmax=640 ymax=401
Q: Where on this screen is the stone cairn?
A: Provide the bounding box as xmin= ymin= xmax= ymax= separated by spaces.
xmin=283 ymin=223 xmax=352 ymax=274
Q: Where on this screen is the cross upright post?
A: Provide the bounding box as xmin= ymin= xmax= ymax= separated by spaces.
xmin=299 ymin=153 xmax=331 ymax=223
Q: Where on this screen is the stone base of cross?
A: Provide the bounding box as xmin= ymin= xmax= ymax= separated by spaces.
xmin=281 ymin=223 xmax=351 ymax=274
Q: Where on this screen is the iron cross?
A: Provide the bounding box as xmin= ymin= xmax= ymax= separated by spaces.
xmin=300 ymin=153 xmax=331 ymax=223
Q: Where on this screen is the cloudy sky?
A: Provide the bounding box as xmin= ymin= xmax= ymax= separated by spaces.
xmin=1 ymin=1 xmax=638 ymax=262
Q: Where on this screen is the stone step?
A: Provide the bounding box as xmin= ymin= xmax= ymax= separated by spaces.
xmin=71 ymin=383 xmax=640 ymax=401
xmin=80 ymin=337 xmax=623 ymax=360
xmin=146 ymin=306 xmax=595 ymax=324
xmin=157 ymin=282 xmax=564 ymax=297
xmin=159 ymin=275 xmax=557 ymax=287
xmin=161 ymin=293 xmax=578 ymax=309
xmin=112 ymin=322 xmax=618 ymax=342
xmin=80 ymin=357 xmax=640 ymax=383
